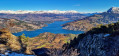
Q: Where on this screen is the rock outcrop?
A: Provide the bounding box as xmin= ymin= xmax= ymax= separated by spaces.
xmin=77 ymin=33 xmax=119 ymax=56
xmin=0 ymin=28 xmax=21 ymax=54
xmin=64 ymin=22 xmax=119 ymax=56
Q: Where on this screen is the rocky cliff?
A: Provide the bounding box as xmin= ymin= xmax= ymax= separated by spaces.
xmin=63 ymin=22 xmax=119 ymax=56
xmin=77 ymin=33 xmax=119 ymax=56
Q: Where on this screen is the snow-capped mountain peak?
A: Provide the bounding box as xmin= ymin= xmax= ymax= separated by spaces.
xmin=0 ymin=10 xmax=79 ymax=14
xmin=107 ymin=7 xmax=119 ymax=13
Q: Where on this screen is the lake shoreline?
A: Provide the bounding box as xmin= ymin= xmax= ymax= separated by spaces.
xmin=13 ymin=20 xmax=84 ymax=37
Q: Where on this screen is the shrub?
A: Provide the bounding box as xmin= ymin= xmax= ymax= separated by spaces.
xmin=19 ymin=34 xmax=30 ymax=46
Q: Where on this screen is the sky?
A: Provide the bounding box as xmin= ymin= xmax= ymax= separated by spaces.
xmin=0 ymin=0 xmax=119 ymax=13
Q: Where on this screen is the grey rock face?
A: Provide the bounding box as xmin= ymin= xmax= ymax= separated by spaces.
xmin=77 ymin=34 xmax=119 ymax=56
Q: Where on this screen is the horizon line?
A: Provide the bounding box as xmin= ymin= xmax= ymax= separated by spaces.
xmin=0 ymin=10 xmax=103 ymax=13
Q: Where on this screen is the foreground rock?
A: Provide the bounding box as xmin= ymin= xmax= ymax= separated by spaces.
xmin=64 ymin=22 xmax=119 ymax=56
xmin=0 ymin=28 xmax=21 ymax=54
xmin=77 ymin=33 xmax=119 ymax=56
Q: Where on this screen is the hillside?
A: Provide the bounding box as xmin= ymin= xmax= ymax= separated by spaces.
xmin=0 ymin=18 xmax=46 ymax=33
xmin=0 ymin=29 xmax=77 ymax=55
xmin=30 ymin=33 xmax=76 ymax=49
xmin=62 ymin=21 xmax=119 ymax=56
xmin=62 ymin=7 xmax=119 ymax=31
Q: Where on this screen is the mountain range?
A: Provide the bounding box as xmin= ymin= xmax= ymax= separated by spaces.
xmin=0 ymin=10 xmax=101 ymax=21
xmin=0 ymin=13 xmax=86 ymax=21
xmin=62 ymin=7 xmax=119 ymax=31
xmin=0 ymin=10 xmax=79 ymax=14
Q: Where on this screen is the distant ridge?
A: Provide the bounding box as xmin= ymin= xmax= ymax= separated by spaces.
xmin=0 ymin=10 xmax=102 ymax=14
xmin=0 ymin=10 xmax=79 ymax=14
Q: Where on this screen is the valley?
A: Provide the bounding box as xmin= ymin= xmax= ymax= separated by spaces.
xmin=0 ymin=2 xmax=119 ymax=55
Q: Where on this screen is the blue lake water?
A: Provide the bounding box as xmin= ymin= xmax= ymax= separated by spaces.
xmin=13 ymin=20 xmax=84 ymax=37
xmin=0 ymin=52 xmax=34 ymax=56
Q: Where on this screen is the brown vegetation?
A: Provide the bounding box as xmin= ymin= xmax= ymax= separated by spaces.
xmin=0 ymin=18 xmax=46 ymax=33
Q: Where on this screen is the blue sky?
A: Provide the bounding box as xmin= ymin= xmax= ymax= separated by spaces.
xmin=0 ymin=0 xmax=119 ymax=12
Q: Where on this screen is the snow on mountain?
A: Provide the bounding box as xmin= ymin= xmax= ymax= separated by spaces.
xmin=107 ymin=7 xmax=119 ymax=13
xmin=79 ymin=12 xmax=102 ymax=16
xmin=0 ymin=10 xmax=79 ymax=14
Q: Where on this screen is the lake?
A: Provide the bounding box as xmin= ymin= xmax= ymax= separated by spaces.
xmin=13 ymin=20 xmax=84 ymax=37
